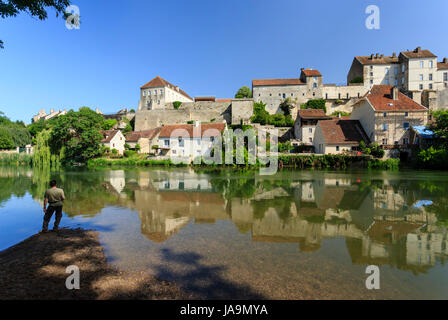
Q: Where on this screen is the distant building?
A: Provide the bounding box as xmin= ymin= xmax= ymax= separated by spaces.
xmin=138 ymin=76 xmax=193 ymax=111
xmin=410 ymin=126 xmax=435 ymax=149
xmin=350 ymin=85 xmax=428 ymax=149
xmin=100 ymin=130 xmax=126 ymax=155
xmin=32 ymin=109 xmax=67 ymax=123
xmin=313 ymin=119 xmax=369 ymax=155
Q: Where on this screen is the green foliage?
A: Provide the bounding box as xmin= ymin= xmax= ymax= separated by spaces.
xmin=102 ymin=119 xmax=117 ymax=130
xmin=350 ymin=77 xmax=364 ymax=84
xmin=130 ymin=109 xmax=136 ymax=113
xmin=301 ymin=99 xmax=327 ymax=113
xmin=28 ymin=118 xmax=48 ymax=137
xmin=49 ymin=107 xmax=105 ymax=164
xmin=0 ymin=128 xmax=14 ymax=149
xmin=360 ymin=142 xmax=385 ymax=159
xmin=278 ymin=141 xmax=292 ymax=153
xmin=87 ymin=158 xmax=175 ymax=168
xmin=111 ymin=149 xmax=118 ymax=155
xmin=124 ymin=150 xmax=137 ymax=158
xmin=279 ymin=98 xmax=294 ymax=116
xmin=416 ymin=147 xmax=448 ymax=170
xmin=367 ymin=158 xmax=400 ymax=170
xmin=251 ymin=102 xmax=294 ymax=127
xmin=235 ymin=86 xmax=253 ymax=99
xmin=210 ymin=118 xmax=216 ymax=123
xmin=330 ymin=111 xmax=351 ymax=117
xmin=0 ymin=153 xmax=32 ymax=165
xmin=173 ymin=101 xmax=182 ymax=110
xmin=187 ymin=120 xmax=194 ymax=124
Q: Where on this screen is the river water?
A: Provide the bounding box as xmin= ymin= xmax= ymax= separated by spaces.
xmin=1 ymin=166 xmax=447 ymax=299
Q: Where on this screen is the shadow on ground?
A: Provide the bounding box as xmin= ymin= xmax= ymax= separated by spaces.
xmin=154 ymin=248 xmax=266 ymax=300
xmin=0 ymin=228 xmax=188 ymax=300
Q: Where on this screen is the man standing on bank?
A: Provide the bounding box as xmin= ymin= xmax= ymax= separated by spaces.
xmin=42 ymin=180 xmax=66 ymax=233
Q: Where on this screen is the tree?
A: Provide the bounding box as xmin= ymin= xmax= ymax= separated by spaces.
xmin=28 ymin=119 xmax=48 ymax=137
xmin=102 ymin=119 xmax=117 ymax=130
xmin=0 ymin=0 xmax=71 ymax=48
xmin=251 ymin=101 xmax=270 ymax=125
xmin=235 ymin=86 xmax=253 ymax=99
xmin=301 ymin=99 xmax=327 ymax=113
xmin=0 ymin=128 xmax=14 ymax=149
xmin=279 ymin=98 xmax=295 ymax=116
xmin=50 ymin=107 xmax=105 ymax=163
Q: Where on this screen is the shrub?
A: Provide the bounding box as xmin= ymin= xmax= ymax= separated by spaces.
xmin=187 ymin=120 xmax=194 ymax=125
xmin=111 ymin=149 xmax=118 ymax=155
xmin=301 ymin=99 xmax=327 ymax=113
xmin=173 ymin=101 xmax=182 ymax=110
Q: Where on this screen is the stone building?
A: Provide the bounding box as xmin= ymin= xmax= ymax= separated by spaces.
xmin=347 ymin=47 xmax=448 ymax=110
xmin=138 ymin=76 xmax=193 ymax=111
xmin=100 ymin=130 xmax=126 ymax=155
xmin=293 ymin=109 xmax=332 ymax=145
xmin=126 ymin=127 xmax=161 ymax=154
xmin=32 ymin=109 xmax=68 ymax=123
xmin=350 ymin=85 xmax=428 ymax=150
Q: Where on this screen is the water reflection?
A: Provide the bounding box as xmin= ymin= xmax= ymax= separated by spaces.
xmin=1 ymin=167 xmax=447 ymax=276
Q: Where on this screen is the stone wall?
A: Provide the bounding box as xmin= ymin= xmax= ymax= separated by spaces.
xmin=135 ymin=100 xmax=253 ymax=131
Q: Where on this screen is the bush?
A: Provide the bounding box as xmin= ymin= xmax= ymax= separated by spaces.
xmin=173 ymin=101 xmax=182 ymax=110
xmin=111 ymin=149 xmax=118 ymax=155
xmin=251 ymin=102 xmax=294 ymax=127
xmin=187 ymin=120 xmax=194 ymax=125
xmin=301 ymin=99 xmax=327 ymax=113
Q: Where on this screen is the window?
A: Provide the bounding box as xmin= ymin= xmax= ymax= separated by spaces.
xmin=309 ymin=138 xmax=313 ymax=143
xmin=336 ymin=146 xmax=340 ymax=152
xmin=401 ymin=65 xmax=405 ymax=72
xmin=313 ymin=92 xmax=316 ymax=97
xmin=385 ymin=79 xmax=390 ymax=85
xmin=429 ymin=61 xmax=434 ymax=68
xmin=394 ymin=79 xmax=398 ymax=86
xmin=346 ymin=93 xmax=349 ymax=99
xmin=157 ymin=100 xmax=160 ymax=104
xmin=402 ymin=78 xmax=405 ymax=85
xmin=444 ymin=73 xmax=448 ymax=81
xmin=326 ymin=93 xmax=328 ymax=99
xmin=404 ymin=112 xmax=408 ymax=117
xmin=370 ymin=72 xmax=374 ymax=77
xmin=394 ymin=141 xmax=399 ymax=145
xmin=291 ymin=93 xmax=294 ymax=96
xmin=403 ymin=138 xmax=409 ymax=145
xmin=394 ymin=67 xmax=398 ymax=75
xmin=160 ymin=89 xmax=163 ymax=94
xmin=419 ymin=74 xmax=424 ymax=81
xmin=383 ymin=112 xmax=387 ymax=117
xmin=419 ymin=84 xmax=423 ymax=90
xmin=313 ymin=83 xmax=317 ymax=88
xmin=370 ymin=65 xmax=374 ymax=70
xmin=178 ymin=138 xmax=184 ymax=147
xmin=211 ymin=137 xmax=215 ymax=143
xmin=429 ymin=83 xmax=433 ymax=90
xmin=403 ymin=122 xmax=410 ymax=129
xmin=370 ymin=80 xmax=373 ymax=85
xmin=309 ymin=128 xmax=313 ymax=133
xmin=197 ymin=139 xmax=201 ymax=146
xmin=142 ymin=91 xmax=146 ymax=97
xmin=282 ymin=93 xmax=286 ymax=99
xmin=382 ymin=123 xmax=388 ymax=131
xmin=164 ymin=182 xmax=170 ymax=189
xmin=385 ymin=68 xmax=390 ymax=75
xmin=429 ymin=74 xmax=433 ymax=81
xmin=420 ymin=61 xmax=424 ymax=68
xmin=179 ymin=182 xmax=185 ymax=190
xmin=164 ymin=140 xmax=170 ymax=147
xmin=382 ymin=139 xmax=388 ymax=145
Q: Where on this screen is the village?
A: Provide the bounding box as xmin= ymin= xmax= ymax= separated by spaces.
xmin=27 ymin=46 xmax=448 ymax=164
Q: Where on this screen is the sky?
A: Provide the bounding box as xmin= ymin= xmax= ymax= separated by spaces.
xmin=1 ymin=0 xmax=448 ymax=123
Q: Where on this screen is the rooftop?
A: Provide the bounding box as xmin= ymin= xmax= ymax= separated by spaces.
xmin=141 ymin=76 xmax=193 ymax=100
xmin=365 ymin=85 xmax=427 ymax=112
xmin=318 ymin=119 xmax=369 ymax=145
xmin=252 ymin=78 xmax=305 ymax=87
xmin=100 ymin=130 xmax=121 ymax=143
xmin=297 ymin=109 xmax=330 ymax=119
xmin=301 ymin=69 xmax=322 ymax=77
xmin=126 ymin=128 xmax=162 ymax=142
xmin=400 ymin=47 xmax=437 ymax=59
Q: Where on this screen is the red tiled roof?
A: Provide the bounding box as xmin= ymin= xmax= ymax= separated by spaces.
xmin=194 ymin=97 xmax=216 ymax=102
xmin=298 ymin=109 xmax=330 ymax=119
xmin=438 ymin=62 xmax=448 ymax=70
xmin=159 ymin=123 xmax=226 ymax=138
xmin=100 ymin=130 xmax=121 ymax=143
xmin=366 ymin=85 xmax=427 ymax=111
xmin=126 ymin=128 xmax=161 ymax=142
xmin=400 ymin=48 xmax=437 ymax=59
xmin=318 ymin=119 xmax=369 ymax=145
xmin=356 ymin=55 xmax=399 ymax=65
xmin=301 ymin=69 xmax=322 ymax=77
xmin=252 ymin=78 xmax=305 ymax=87
xmin=216 ymin=99 xmax=233 ymax=102
xmin=141 ymin=76 xmax=193 ymax=100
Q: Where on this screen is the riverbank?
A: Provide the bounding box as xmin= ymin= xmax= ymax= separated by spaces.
xmin=87 ymin=154 xmax=400 ymax=170
xmin=0 ymin=228 xmax=191 ymax=300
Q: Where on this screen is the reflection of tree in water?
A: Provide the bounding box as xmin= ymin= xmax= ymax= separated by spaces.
xmin=251 ymin=196 xmax=294 ymax=222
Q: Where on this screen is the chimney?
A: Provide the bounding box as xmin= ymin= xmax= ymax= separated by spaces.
xmin=392 ymin=52 xmax=397 ymax=58
xmin=50 ymin=109 xmax=54 ymax=113
xmin=376 ymin=53 xmax=379 ymax=59
xmin=370 ymin=54 xmax=374 ymax=59
xmin=444 ymin=57 xmax=448 ymax=64
xmin=415 ymin=46 xmax=421 ymax=53
xmin=392 ymin=87 xmax=399 ymax=100
xmin=380 ymin=54 xmax=384 ymax=58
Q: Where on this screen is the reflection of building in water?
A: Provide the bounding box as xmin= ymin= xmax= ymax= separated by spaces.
xmin=106 ymin=170 xmax=126 ymax=194
xmin=406 ymin=230 xmax=448 ymax=267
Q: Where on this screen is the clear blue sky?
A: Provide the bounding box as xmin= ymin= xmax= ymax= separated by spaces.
xmin=1 ymin=0 xmax=447 ymax=123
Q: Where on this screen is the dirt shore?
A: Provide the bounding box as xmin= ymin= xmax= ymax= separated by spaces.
xmin=0 ymin=228 xmax=192 ymax=300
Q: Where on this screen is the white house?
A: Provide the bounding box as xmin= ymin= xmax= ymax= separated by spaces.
xmin=157 ymin=122 xmax=227 ymax=162
xmin=100 ymin=130 xmax=126 ymax=155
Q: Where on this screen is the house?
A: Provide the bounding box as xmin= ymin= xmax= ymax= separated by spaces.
xmin=313 ymin=119 xmax=369 ymax=155
xmin=126 ymin=128 xmax=162 ymax=154
xmin=138 ymin=76 xmax=193 ymax=111
xmin=156 ymin=122 xmax=227 ymax=162
xmin=100 ymin=130 xmax=126 ymax=155
xmin=409 ymin=126 xmax=435 ymax=149
xmin=294 ymin=109 xmax=332 ymax=145
xmin=350 ymin=85 xmax=428 ymax=149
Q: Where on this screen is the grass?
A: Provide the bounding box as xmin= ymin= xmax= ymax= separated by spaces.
xmin=0 ymin=153 xmax=33 ymax=166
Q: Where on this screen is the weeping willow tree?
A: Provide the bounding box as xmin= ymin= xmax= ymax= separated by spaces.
xmin=32 ymin=129 xmax=62 ymax=168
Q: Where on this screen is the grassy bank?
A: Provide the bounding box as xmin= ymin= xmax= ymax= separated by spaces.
xmin=87 ymin=155 xmax=399 ymax=171
xmin=0 ymin=153 xmax=33 ymax=166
